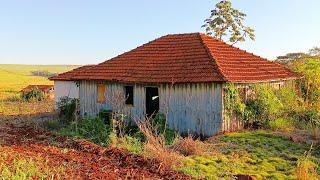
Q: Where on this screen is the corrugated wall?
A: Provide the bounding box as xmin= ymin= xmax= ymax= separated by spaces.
xmin=159 ymin=83 xmax=223 ymax=137
xmin=79 ymin=81 xmax=224 ymax=137
xmin=79 ymin=81 xmax=145 ymax=120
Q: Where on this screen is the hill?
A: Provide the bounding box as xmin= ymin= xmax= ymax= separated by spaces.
xmin=0 ymin=64 xmax=80 ymax=100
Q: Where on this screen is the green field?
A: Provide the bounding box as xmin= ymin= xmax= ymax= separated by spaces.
xmin=0 ymin=64 xmax=80 ymax=100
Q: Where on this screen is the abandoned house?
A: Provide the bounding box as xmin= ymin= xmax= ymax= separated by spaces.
xmin=49 ymin=33 xmax=301 ymax=136
xmin=21 ymin=85 xmax=54 ymax=99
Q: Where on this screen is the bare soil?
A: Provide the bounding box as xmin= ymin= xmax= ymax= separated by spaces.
xmin=0 ymin=119 xmax=192 ymax=179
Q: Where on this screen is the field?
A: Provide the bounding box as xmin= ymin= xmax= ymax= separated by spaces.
xmin=0 ymin=64 xmax=79 ymax=100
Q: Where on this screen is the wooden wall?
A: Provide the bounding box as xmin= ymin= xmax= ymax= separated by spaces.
xmin=79 ymin=81 xmax=224 ymax=137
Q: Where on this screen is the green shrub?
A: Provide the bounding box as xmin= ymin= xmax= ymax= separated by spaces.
xmin=244 ymin=85 xmax=283 ymax=128
xmin=60 ymin=117 xmax=111 ymax=146
xmin=151 ymin=113 xmax=177 ymax=145
xmin=224 ymin=83 xmax=246 ymax=117
xmin=268 ymin=118 xmax=294 ymax=131
xmin=294 ymin=108 xmax=320 ymax=127
xmin=57 ymin=97 xmax=79 ymax=124
xmin=22 ymin=88 xmax=44 ymax=102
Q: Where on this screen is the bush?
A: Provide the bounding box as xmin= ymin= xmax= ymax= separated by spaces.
xmin=57 ymin=97 xmax=79 ymax=124
xmin=60 ymin=117 xmax=111 ymax=146
xmin=22 ymin=88 xmax=44 ymax=102
xmin=268 ymin=118 xmax=294 ymax=132
xmin=294 ymin=108 xmax=320 ymax=128
xmin=150 ymin=113 xmax=177 ymax=145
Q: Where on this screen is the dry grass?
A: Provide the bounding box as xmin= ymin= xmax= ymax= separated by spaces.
xmin=135 ymin=118 xmax=183 ymax=169
xmin=170 ymin=135 xmax=208 ymax=156
xmin=0 ymin=99 xmax=54 ymax=116
xmin=310 ymin=126 xmax=320 ymax=141
xmin=296 ymin=147 xmax=320 ymax=180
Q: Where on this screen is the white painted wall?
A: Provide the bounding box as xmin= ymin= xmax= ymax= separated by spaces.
xmin=54 ymin=81 xmax=79 ymax=106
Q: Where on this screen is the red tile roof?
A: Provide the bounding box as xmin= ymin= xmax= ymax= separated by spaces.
xmin=49 ymin=65 xmax=95 ymax=81
xmin=50 ymin=33 xmax=301 ymax=83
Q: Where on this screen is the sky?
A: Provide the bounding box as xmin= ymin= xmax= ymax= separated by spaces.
xmin=0 ymin=0 xmax=319 ymax=65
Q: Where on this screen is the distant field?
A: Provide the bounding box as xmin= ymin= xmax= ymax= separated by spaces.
xmin=0 ymin=64 xmax=80 ymax=100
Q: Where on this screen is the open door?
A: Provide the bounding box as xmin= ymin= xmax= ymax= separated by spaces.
xmin=145 ymin=87 xmax=159 ymax=117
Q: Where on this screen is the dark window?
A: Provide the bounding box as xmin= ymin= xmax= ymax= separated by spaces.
xmin=124 ymin=86 xmax=134 ymax=105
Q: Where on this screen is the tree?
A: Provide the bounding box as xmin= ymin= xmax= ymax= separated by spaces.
xmin=203 ymin=0 xmax=255 ymax=44
xmin=308 ymin=47 xmax=320 ymax=57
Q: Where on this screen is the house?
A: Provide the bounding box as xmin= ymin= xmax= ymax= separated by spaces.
xmin=49 ymin=33 xmax=300 ymax=137
xmin=21 ymin=85 xmax=54 ymax=99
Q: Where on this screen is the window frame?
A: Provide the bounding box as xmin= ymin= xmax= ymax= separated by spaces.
xmin=97 ymin=83 xmax=106 ymax=104
xmin=124 ymin=85 xmax=134 ymax=106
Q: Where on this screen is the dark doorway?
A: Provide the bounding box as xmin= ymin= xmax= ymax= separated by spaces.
xmin=146 ymin=87 xmax=159 ymax=117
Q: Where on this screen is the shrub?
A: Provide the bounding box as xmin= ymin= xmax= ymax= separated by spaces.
xmin=22 ymin=88 xmax=44 ymax=102
xmin=268 ymin=118 xmax=294 ymax=132
xmin=57 ymin=97 xmax=79 ymax=124
xmin=59 ymin=117 xmax=111 ymax=146
xmin=244 ymin=85 xmax=283 ymax=128
xmin=294 ymin=108 xmax=320 ymax=128
xmin=112 ymin=135 xmax=143 ymax=154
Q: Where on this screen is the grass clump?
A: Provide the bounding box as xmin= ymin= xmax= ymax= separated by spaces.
xmin=59 ymin=117 xmax=111 ymax=146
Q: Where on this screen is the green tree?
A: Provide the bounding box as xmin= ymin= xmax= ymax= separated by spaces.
xmin=203 ymin=0 xmax=255 ymax=44
xmin=290 ymin=58 xmax=320 ymax=108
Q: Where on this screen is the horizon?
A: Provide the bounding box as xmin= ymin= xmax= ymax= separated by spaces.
xmin=0 ymin=0 xmax=319 ymax=65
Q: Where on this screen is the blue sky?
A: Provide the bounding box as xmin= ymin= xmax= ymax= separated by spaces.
xmin=0 ymin=0 xmax=319 ymax=65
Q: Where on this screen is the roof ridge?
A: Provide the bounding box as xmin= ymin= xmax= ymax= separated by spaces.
xmin=197 ymin=33 xmax=227 ymax=81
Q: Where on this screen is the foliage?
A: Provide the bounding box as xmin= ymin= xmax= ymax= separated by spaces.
xmin=57 ymin=96 xmax=79 ymax=124
xmin=22 ymin=88 xmax=44 ymax=102
xmin=59 ymin=117 xmax=111 ymax=146
xmin=112 ymin=134 xmax=143 ymax=154
xmin=253 ymin=85 xmax=283 ymax=120
xmin=224 ymin=83 xmax=246 ymax=117
xmin=178 ymin=131 xmax=320 ymax=179
xmin=291 ymin=58 xmax=320 ymax=107
xmin=150 ymin=113 xmax=177 ymax=145
xmin=268 ymin=118 xmax=294 ymax=132
xmin=30 ymin=70 xmax=57 ymax=77
xmin=203 ymin=0 xmax=255 ymax=44
xmin=294 ymin=108 xmax=320 ymax=128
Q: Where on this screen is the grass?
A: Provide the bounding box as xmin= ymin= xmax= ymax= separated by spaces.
xmin=0 ymin=100 xmax=54 ymax=116
xmin=0 ymin=64 xmax=79 ymax=100
xmin=178 ymin=131 xmax=320 ymax=179
xmin=0 ymin=146 xmax=65 ymax=179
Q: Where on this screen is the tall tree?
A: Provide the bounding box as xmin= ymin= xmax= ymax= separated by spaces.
xmin=203 ymin=0 xmax=255 ymax=44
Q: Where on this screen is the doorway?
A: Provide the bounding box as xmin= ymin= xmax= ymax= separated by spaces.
xmin=145 ymin=87 xmax=159 ymax=117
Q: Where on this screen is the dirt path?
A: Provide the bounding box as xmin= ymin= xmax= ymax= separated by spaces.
xmin=0 ymin=120 xmax=191 ymax=179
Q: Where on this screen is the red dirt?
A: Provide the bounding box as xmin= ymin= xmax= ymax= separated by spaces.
xmin=0 ymin=121 xmax=192 ymax=179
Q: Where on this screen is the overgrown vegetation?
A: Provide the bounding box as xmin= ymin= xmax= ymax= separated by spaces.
xmin=21 ymin=88 xmax=44 ymax=102
xmin=57 ymin=96 xmax=79 ymax=124
xmin=178 ymin=131 xmax=320 ymax=179
xmin=59 ymin=117 xmax=111 ymax=146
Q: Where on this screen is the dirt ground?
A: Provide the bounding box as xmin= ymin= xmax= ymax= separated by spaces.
xmin=0 ymin=118 xmax=192 ymax=179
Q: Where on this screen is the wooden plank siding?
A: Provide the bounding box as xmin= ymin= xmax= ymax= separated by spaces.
xmin=79 ymin=80 xmax=224 ymax=137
